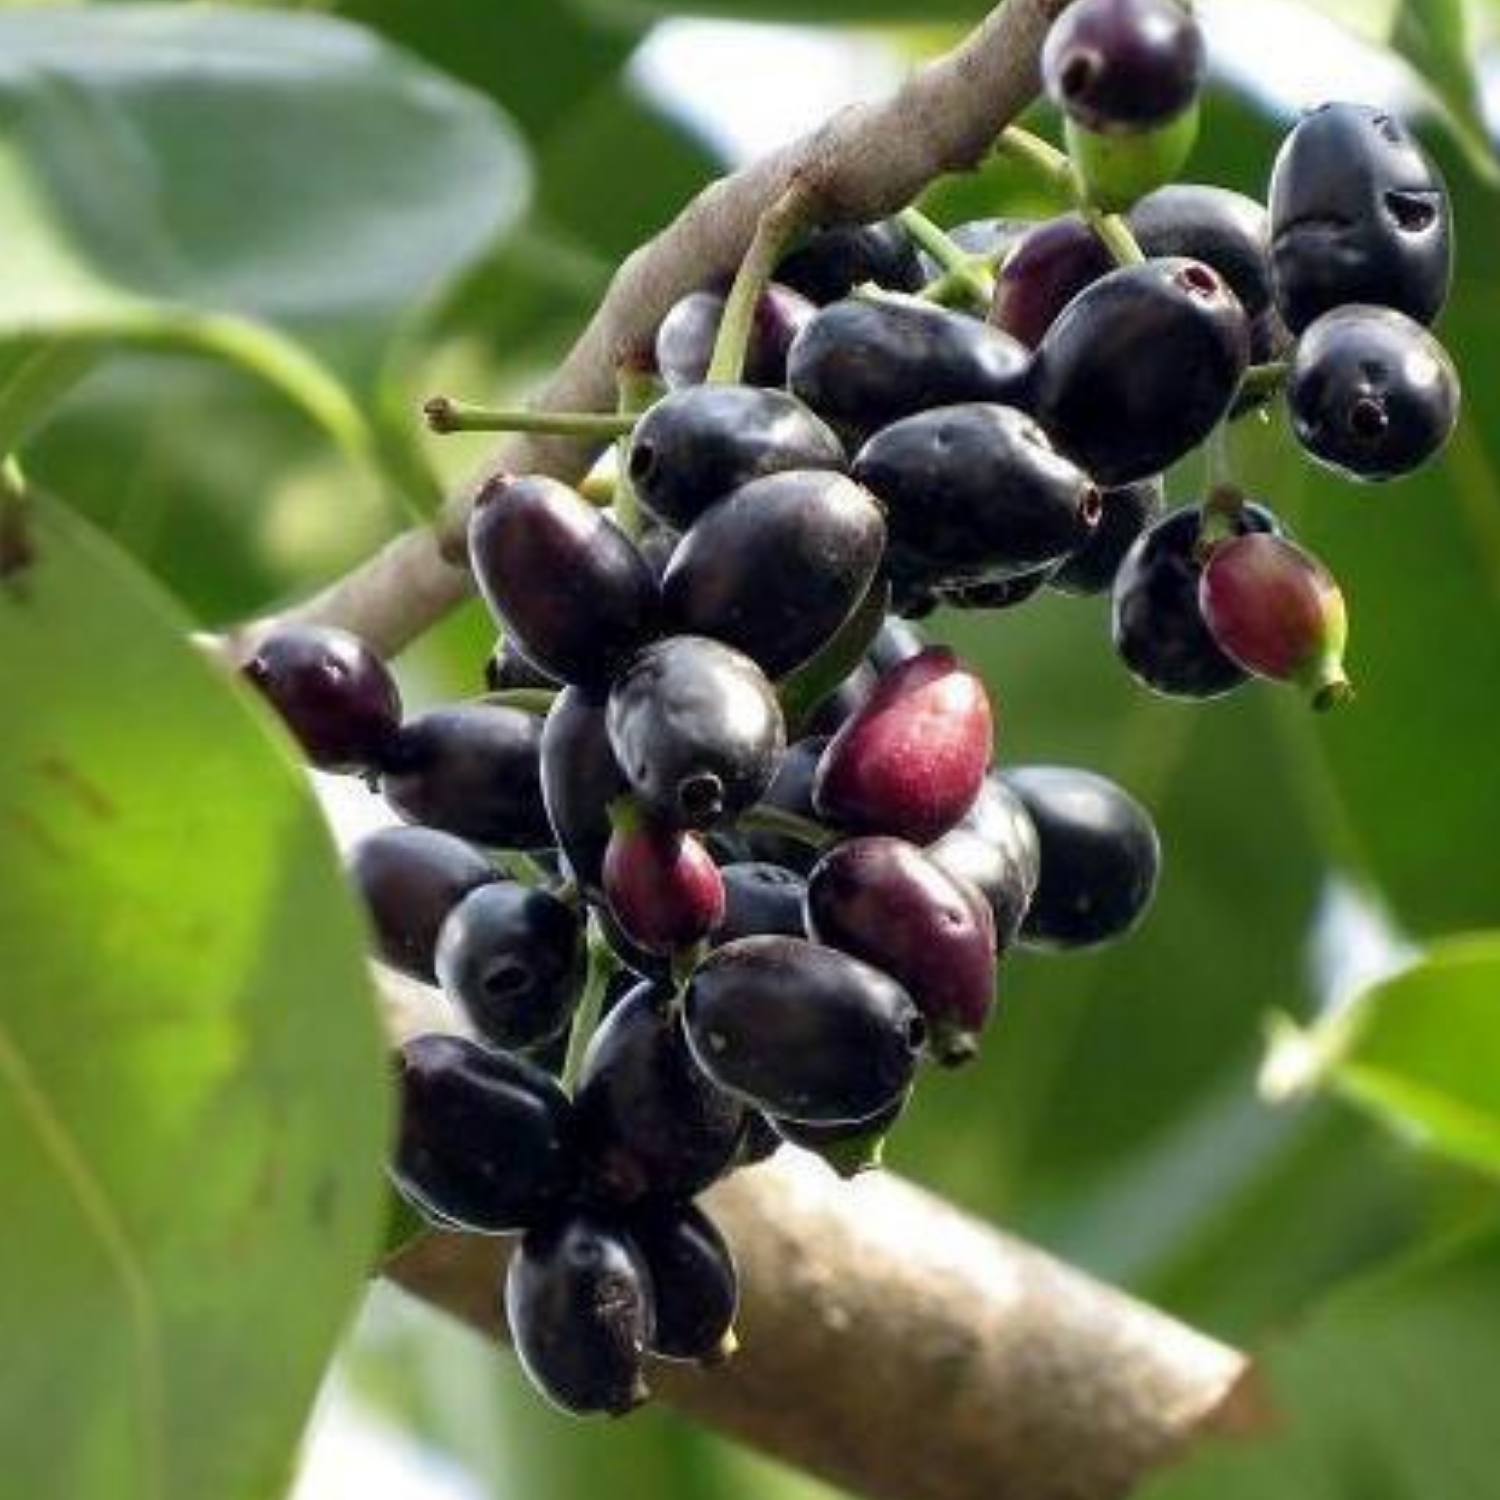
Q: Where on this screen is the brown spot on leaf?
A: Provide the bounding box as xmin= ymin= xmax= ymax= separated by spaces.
xmin=0 ymin=494 xmax=35 ymax=593
xmin=33 ymin=756 xmax=117 ymax=822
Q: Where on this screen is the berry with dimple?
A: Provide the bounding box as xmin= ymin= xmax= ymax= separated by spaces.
xmin=393 ymin=1035 xmax=577 ymax=1233
xmin=1127 ymin=184 xmax=1272 ymax=318
xmin=1268 ymin=101 xmax=1451 ymax=333
xmin=776 ymin=218 xmax=925 ymax=305
xmin=607 ymin=636 xmax=785 ymax=829
xmin=382 ymin=702 xmax=550 ymax=850
xmin=628 ymin=1202 xmax=740 ymax=1365
xmin=1005 ymin=766 xmax=1161 ymax=950
xmin=574 ymin=981 xmax=746 ymax=1205
xmin=469 ymin=475 xmax=660 ymax=690
xmin=1200 ymin=534 xmax=1353 ymax=710
xmin=603 ymin=814 xmax=726 ymax=955
xmin=627 ymin=386 xmax=845 ymax=531
xmin=505 ymin=1212 xmax=655 ymax=1417
xmin=814 ymin=647 xmax=993 ymax=844
xmin=990 ymin=214 xmax=1114 ymax=349
xmin=348 ymin=826 xmax=496 ymax=981
xmin=1031 ymin=258 xmax=1250 ymax=486
xmin=1111 ymin=500 xmax=1282 ymax=699
xmin=434 ymin=882 xmax=584 ymax=1050
xmin=1042 ymin=0 xmax=1205 ymax=134
xmin=540 ymin=687 xmax=626 ymax=901
xmin=663 ymin=470 xmax=886 ymax=678
xmin=1051 ymin=478 xmax=1166 ymax=597
xmin=853 ymin=403 xmax=1101 ymax=594
xmin=717 ymin=862 xmax=808 ymax=945
xmin=806 ymin=836 xmax=997 ymax=1064
xmin=926 ymin=772 xmax=1040 ymax=949
xmin=788 ymin=295 xmax=1031 ymax=447
xmin=1286 ymin=305 xmax=1459 ymax=482
xmin=656 ymin=282 xmax=815 ymax=389
xmin=242 ymin=624 xmax=401 ymax=774
xmin=684 ymin=935 xmax=924 ymax=1125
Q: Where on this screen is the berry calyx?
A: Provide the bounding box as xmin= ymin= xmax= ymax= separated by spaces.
xmin=1199 ymin=533 xmax=1353 ymax=710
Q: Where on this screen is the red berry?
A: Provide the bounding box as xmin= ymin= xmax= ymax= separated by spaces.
xmin=603 ymin=812 xmax=726 ymax=955
xmin=813 ymin=648 xmax=993 ymax=843
xmin=1199 ymin=533 xmax=1353 ymax=710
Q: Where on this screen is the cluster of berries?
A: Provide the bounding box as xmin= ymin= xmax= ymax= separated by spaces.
xmin=237 ymin=0 xmax=1458 ymax=1421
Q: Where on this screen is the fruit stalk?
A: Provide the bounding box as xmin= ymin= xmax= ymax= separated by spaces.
xmin=896 ymin=206 xmax=995 ymax=306
xmin=423 ymin=396 xmax=637 ymax=440
xmin=560 ymin=919 xmax=621 ymax=1093
xmin=611 ymin=360 xmax=660 ymax=540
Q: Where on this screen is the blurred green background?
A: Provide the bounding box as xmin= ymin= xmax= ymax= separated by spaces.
xmin=2 ymin=2 xmax=1500 ymax=1498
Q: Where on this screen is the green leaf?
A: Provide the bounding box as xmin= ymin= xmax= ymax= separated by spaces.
xmin=0 ymin=487 xmax=391 ymax=1500
xmin=1266 ymin=934 xmax=1500 ymax=1179
xmin=1139 ymin=1222 xmax=1500 ymax=1500
xmin=1394 ymin=0 xmax=1500 ymax=185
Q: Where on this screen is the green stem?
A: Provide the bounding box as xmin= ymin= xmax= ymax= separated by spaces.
xmin=495 ymin=850 xmax=552 ymax=889
xmin=1082 ymin=205 xmax=1147 ymax=267
xmin=612 ymin=361 xmax=661 ymax=541
xmin=562 ymin=921 xmax=619 ymax=1094
xmin=738 ymin=804 xmax=836 ymax=851
xmin=897 ymin=208 xmax=996 ymax=307
xmin=1235 ymin=359 xmax=1291 ymax=411
xmin=422 ymin=396 xmax=636 ymax=440
xmin=487 ymin=687 xmax=558 ymax=715
xmin=1199 ymin=423 xmax=1244 ymax=547
xmin=707 ymin=180 xmax=816 ymax=385
xmin=0 ymin=340 xmax=102 ymax=459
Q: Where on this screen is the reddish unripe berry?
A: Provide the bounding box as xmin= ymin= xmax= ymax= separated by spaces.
xmin=1199 ymin=533 xmax=1353 ymax=710
xmin=604 ymin=813 xmax=726 ymax=954
xmin=813 ymin=648 xmax=993 ymax=843
xmin=990 ymin=214 xmax=1113 ymax=349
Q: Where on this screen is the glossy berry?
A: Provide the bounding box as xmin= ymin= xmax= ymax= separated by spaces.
xmin=540 ymin=687 xmax=626 ymax=901
xmin=607 ymin=636 xmax=785 ymax=829
xmin=656 ymin=282 xmax=815 ymax=389
xmin=1032 ymin=258 xmax=1250 ymax=486
xmin=941 ymin=564 xmax=1057 ymax=611
xmin=1127 ymin=185 xmax=1272 ymax=318
xmin=684 ymin=936 xmax=925 ymax=1124
xmin=434 ymin=882 xmax=584 ymax=1049
xmin=242 ymin=624 xmax=401 ymax=774
xmin=469 ymin=475 xmax=660 ymax=690
xmin=1111 ymin=501 xmax=1281 ymax=699
xmin=806 ymin=837 xmax=997 ymax=1064
xmin=776 ymin=218 xmax=925 ymax=305
xmin=1200 ymin=534 xmax=1353 ymax=709
xmin=1269 ymin=102 xmax=1451 ymax=333
xmin=926 ymin=772 xmax=1040 ymax=949
xmin=394 ymin=1034 xmax=577 ymax=1232
xmin=506 ymin=1212 xmax=655 ymax=1417
xmin=574 ymin=981 xmax=746 ymax=1204
xmin=1051 ymin=478 xmax=1166 ymax=596
xmin=627 ymin=386 xmax=845 ymax=531
xmin=717 ymin=862 xmax=808 ymax=945
xmin=990 ymin=214 xmax=1113 ymax=349
xmin=348 ymin=826 xmax=496 ymax=981
xmin=1042 ymin=0 xmax=1205 ymax=134
xmin=485 ymin=636 xmax=559 ymax=693
xmin=628 ymin=1202 xmax=740 ymax=1365
xmin=814 ymin=647 xmax=993 ymax=844
xmin=382 ymin=702 xmax=550 ymax=850
xmin=663 ymin=470 xmax=887 ymax=678
xmin=739 ymin=736 xmax=829 ymax=874
xmin=787 ymin=296 xmax=1031 ymax=446
xmin=854 ymin=404 xmax=1100 ymax=593
xmin=1005 ymin=766 xmax=1161 ymax=950
xmin=1286 ymin=305 xmax=1459 ymax=482
xmin=603 ymin=816 xmax=726 ymax=955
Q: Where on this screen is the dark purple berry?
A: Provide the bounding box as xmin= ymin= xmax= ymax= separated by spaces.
xmin=788 ymin=295 xmax=1032 ymax=447
xmin=717 ymin=862 xmax=808 ymax=945
xmin=381 ymin=702 xmax=549 ymax=850
xmin=1127 ymin=184 xmax=1272 ymax=318
xmin=348 ymin=826 xmax=496 ymax=981
xmin=607 ymin=636 xmax=785 ymax=830
xmin=776 ymin=218 xmax=925 ymax=305
xmin=656 ymin=282 xmax=815 ymax=389
xmin=663 ymin=470 xmax=886 ymax=678
xmin=926 ymin=772 xmax=1039 ymax=949
xmin=814 ymin=647 xmax=993 ymax=844
xmin=603 ymin=818 xmax=726 ymax=955
xmin=506 ymin=1212 xmax=655 ymax=1416
xmin=628 ymin=1202 xmax=739 ymax=1365
xmin=1269 ymin=102 xmax=1451 ymax=333
xmin=1111 ymin=501 xmax=1282 ymax=699
xmin=627 ymin=386 xmax=845 ymax=531
xmin=1042 ymin=0 xmax=1206 ymax=133
xmin=540 ymin=687 xmax=626 ymax=901
xmin=1005 ymin=766 xmax=1161 ymax=950
xmin=574 ymin=981 xmax=746 ymax=1204
xmin=1287 ymin=305 xmax=1459 ymax=482
xmin=242 ymin=624 xmax=401 ymax=774
xmin=1050 ymin=477 xmax=1166 ymax=596
xmin=1032 ymin=258 xmax=1250 ymax=486
xmin=394 ymin=1034 xmax=577 ymax=1232
xmin=434 ymin=883 xmax=584 ymax=1050
xmin=990 ymin=214 xmax=1114 ymax=348
xmin=469 ymin=475 xmax=660 ymax=690
xmin=485 ymin=636 xmax=559 ymax=694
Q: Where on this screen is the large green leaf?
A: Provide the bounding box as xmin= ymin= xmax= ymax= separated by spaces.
xmin=0 ymin=488 xmax=391 ymax=1500
xmin=1140 ymin=1223 xmax=1500 ymax=1500
xmin=1265 ymin=935 xmax=1500 ymax=1180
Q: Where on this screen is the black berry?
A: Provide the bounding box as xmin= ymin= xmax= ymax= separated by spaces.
xmin=925 ymin=771 xmax=1039 ymax=949
xmin=540 ymin=687 xmax=627 ymax=901
xmin=1127 ymin=184 xmax=1273 ymax=318
xmin=1050 ymin=477 xmax=1166 ymax=597
xmin=717 ymin=861 xmax=809 ymax=945
xmin=656 ymin=282 xmax=815 ymax=389
xmin=628 ymin=1202 xmax=740 ymax=1365
xmin=776 ymin=218 xmax=925 ymax=305
xmin=990 ymin=214 xmax=1114 ymax=348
